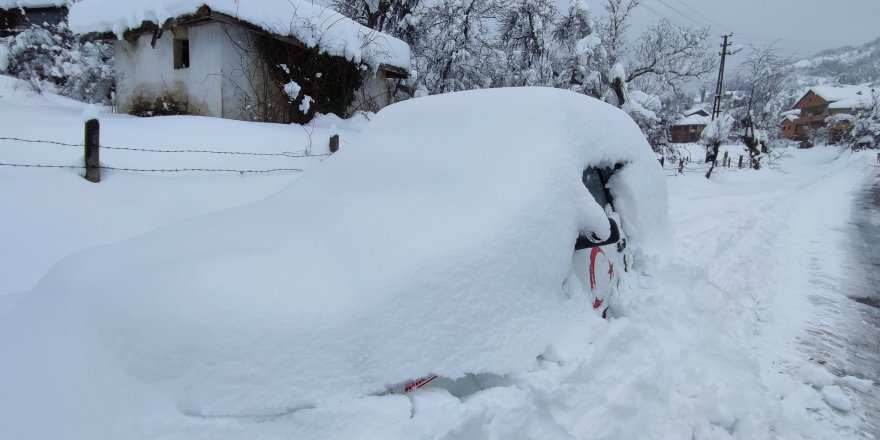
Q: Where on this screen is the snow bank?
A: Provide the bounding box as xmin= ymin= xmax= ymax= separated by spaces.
xmin=839 ymin=375 xmax=874 ymax=393
xmin=0 ymin=74 xmax=360 ymax=297
xmin=0 ymin=43 xmax=8 ymax=72
xmin=821 ymin=386 xmax=853 ymax=412
xmin=68 ymin=0 xmax=410 ymax=70
xmin=0 ymin=87 xmax=667 ymax=423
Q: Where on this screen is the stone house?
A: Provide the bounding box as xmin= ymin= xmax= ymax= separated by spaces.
xmin=68 ymin=0 xmax=410 ymax=123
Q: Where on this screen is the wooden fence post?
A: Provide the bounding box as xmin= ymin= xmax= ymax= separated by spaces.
xmin=678 ymin=159 xmax=684 ymax=174
xmin=659 ymin=157 xmax=665 ymax=168
xmin=84 ymin=119 xmax=100 ymax=183
xmin=723 ymin=151 xmax=728 ymax=168
xmin=329 ymin=135 xmax=340 ymax=154
xmin=738 ymin=155 xmax=743 ymax=169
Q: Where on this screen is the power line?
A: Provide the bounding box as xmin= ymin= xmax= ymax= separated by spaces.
xmin=669 ymin=0 xmax=731 ymax=32
xmin=651 ymin=0 xmax=829 ymax=55
xmin=639 ymin=2 xmax=689 ymax=28
xmin=647 ymin=0 xmax=707 ymax=29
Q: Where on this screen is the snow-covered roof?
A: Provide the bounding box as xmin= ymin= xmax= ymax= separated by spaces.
xmin=0 ymin=0 xmax=66 ymax=8
xmin=15 ymin=88 xmax=668 ymax=416
xmin=828 ymin=93 xmax=875 ymax=110
xmin=808 ymin=84 xmax=873 ymax=103
xmin=683 ymin=106 xmax=709 ymax=117
xmin=68 ymin=0 xmax=410 ymax=71
xmin=673 ymin=114 xmax=710 ymax=126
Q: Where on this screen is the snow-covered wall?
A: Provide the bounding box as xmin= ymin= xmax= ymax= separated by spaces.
xmin=114 ymin=20 xmax=393 ymax=122
xmin=218 ymin=24 xmax=288 ymax=122
xmin=351 ymin=68 xmax=391 ymax=113
xmin=115 ymin=22 xmax=224 ymax=116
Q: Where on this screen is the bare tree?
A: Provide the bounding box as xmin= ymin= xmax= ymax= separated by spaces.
xmin=332 ymin=0 xmax=421 ymax=40
xmin=598 ymin=0 xmax=638 ymax=68
xmin=593 ymin=3 xmax=712 ymax=108
xmin=628 ymin=20 xmax=714 ymax=95
xmin=414 ymin=0 xmax=504 ymax=94
xmin=737 ymin=45 xmax=794 ymax=131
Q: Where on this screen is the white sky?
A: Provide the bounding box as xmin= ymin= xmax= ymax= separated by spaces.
xmin=314 ymin=0 xmax=879 ymax=85
xmin=562 ymin=0 xmax=880 ymax=71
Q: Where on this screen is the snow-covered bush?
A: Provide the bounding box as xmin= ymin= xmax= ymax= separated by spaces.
xmin=835 ymin=93 xmax=880 ymax=150
xmin=1 ymin=22 xmax=114 ymax=104
xmin=701 ymin=113 xmax=734 ymax=160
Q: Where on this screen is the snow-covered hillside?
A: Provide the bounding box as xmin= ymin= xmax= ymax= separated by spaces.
xmin=1 ymin=77 xmax=878 ymax=439
xmin=792 ymin=36 xmax=880 ymax=86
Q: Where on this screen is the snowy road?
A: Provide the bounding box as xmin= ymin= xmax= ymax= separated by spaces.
xmin=659 ymin=148 xmax=879 ymax=439
xmin=800 ymin=177 xmax=880 ymax=437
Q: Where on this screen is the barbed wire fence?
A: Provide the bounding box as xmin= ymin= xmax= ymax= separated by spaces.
xmin=660 ymin=148 xmax=756 ymax=177
xmin=0 ymin=119 xmax=336 ymax=181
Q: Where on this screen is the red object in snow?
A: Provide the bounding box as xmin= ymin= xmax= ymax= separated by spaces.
xmin=404 ymin=374 xmax=438 ymax=393
xmin=588 ymin=247 xmax=614 ymax=309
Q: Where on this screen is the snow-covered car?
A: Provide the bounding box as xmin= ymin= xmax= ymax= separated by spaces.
xmin=0 ymin=87 xmax=668 ymax=425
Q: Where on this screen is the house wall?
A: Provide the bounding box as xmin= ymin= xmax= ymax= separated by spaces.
xmin=780 ymin=120 xmax=797 ymax=139
xmin=115 ymin=21 xmax=402 ymax=122
xmin=351 ymin=69 xmax=391 ymax=113
xmin=115 ymin=22 xmax=225 ymax=117
xmin=670 ymin=124 xmax=705 ymax=143
xmin=794 ymin=91 xmax=830 ymax=116
xmin=217 ymin=25 xmax=289 ymax=123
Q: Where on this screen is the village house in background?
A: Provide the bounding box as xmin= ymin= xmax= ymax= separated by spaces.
xmin=780 ymin=85 xmax=876 ymax=143
xmin=669 ymin=106 xmax=711 ymax=143
xmin=0 ymin=0 xmax=67 ymax=36
xmin=778 ymin=109 xmax=800 ymax=140
xmin=68 ymin=0 xmax=410 ymax=124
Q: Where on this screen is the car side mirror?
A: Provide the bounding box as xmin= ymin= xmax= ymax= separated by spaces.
xmin=575 ymin=218 xmax=620 ymax=250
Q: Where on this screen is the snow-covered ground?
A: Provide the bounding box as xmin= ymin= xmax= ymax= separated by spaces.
xmin=1 ymin=79 xmax=878 ymax=439
xmin=0 ymin=75 xmax=364 ymax=300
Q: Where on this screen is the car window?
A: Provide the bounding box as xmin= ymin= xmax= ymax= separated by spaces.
xmin=582 ymin=167 xmax=611 ymax=209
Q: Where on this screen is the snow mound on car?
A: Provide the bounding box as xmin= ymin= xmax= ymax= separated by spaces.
xmin=0 ymin=88 xmax=668 ymax=420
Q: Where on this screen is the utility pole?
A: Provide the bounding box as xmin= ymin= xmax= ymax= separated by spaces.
xmin=711 ymin=33 xmax=734 ymax=121
xmin=706 ymin=33 xmax=734 ymax=179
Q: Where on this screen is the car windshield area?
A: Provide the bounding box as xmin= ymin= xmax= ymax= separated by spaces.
xmin=582 ymin=165 xmax=618 ymax=210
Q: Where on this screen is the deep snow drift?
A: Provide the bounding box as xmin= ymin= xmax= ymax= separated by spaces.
xmin=0 ymin=75 xmax=359 ymax=299
xmin=1 ymin=80 xmax=878 ymax=439
xmin=0 ymin=88 xmax=668 ymax=428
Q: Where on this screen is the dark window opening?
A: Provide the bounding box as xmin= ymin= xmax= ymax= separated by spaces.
xmin=583 ymin=167 xmax=612 ymax=209
xmin=174 ymin=38 xmax=190 ymax=69
xmin=0 ymin=8 xmax=25 ymax=36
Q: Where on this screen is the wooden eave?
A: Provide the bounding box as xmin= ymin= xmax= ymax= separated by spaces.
xmin=380 ymin=64 xmax=408 ymax=79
